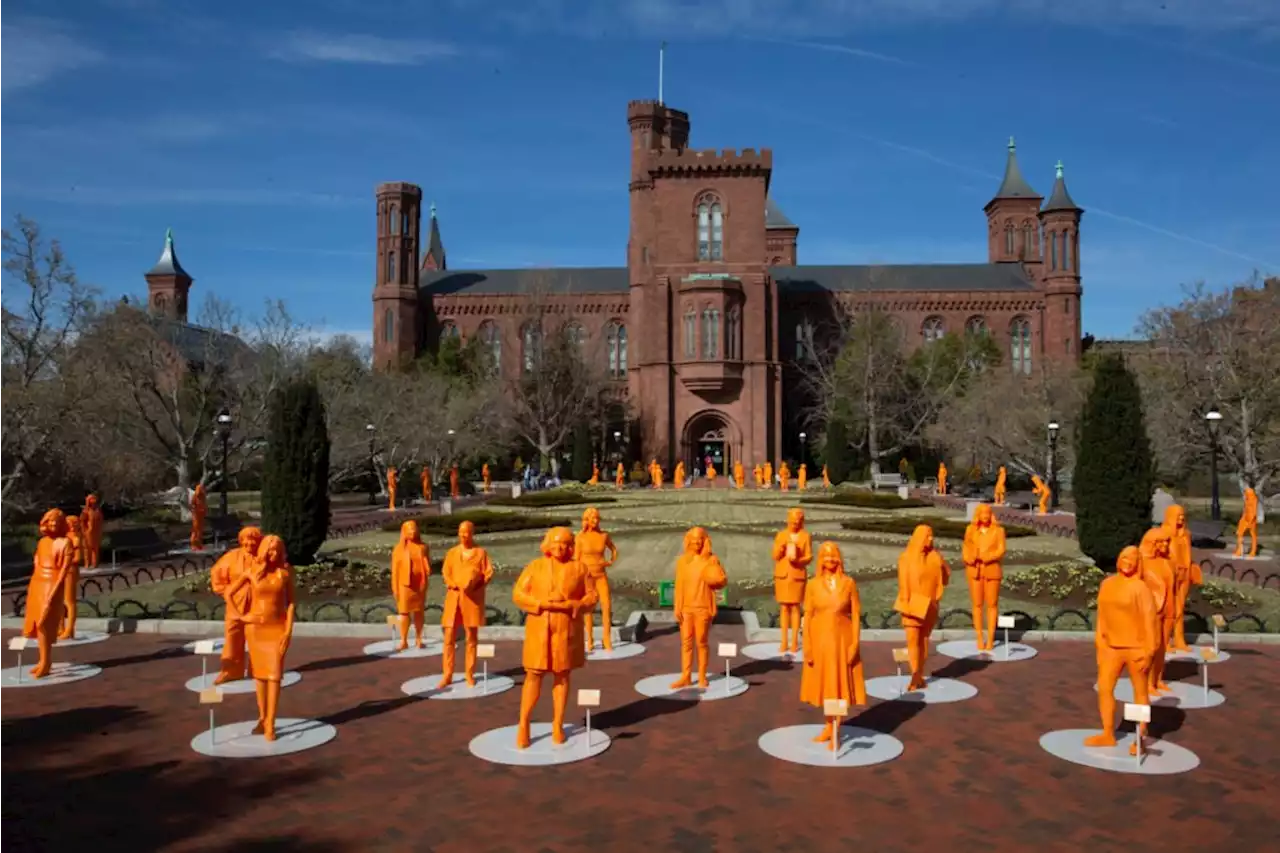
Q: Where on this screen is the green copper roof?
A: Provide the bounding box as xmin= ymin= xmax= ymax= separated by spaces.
xmin=991 ymin=137 xmax=1039 ymax=200
xmin=1042 ymin=160 xmax=1082 ymax=213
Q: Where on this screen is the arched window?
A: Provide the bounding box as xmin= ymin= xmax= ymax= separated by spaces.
xmin=1060 ymin=232 xmax=1069 ymax=272
xmin=1010 ymin=317 xmax=1032 ymax=375
xmin=922 ymin=316 xmax=945 ymax=344
xmin=1022 ymin=224 xmax=1035 ymax=258
xmin=701 ymin=308 xmax=720 ymax=359
xmin=1004 ymin=224 xmax=1015 ymax=255
xmin=1049 ymin=231 xmax=1058 ymax=270
xmin=386 ymin=251 xmax=397 ymax=283
xmin=697 ymin=194 xmax=724 ymax=261
xmin=683 ymin=306 xmax=696 ymax=359
xmin=607 ymin=322 xmax=628 ymax=378
xmin=389 ymin=205 xmax=397 ymax=236
xmin=383 ymin=308 xmax=394 ymax=343
xmin=563 ymin=321 xmax=585 ymax=350
xmin=478 ymin=320 xmax=500 ymax=373
xmin=402 ymin=210 xmax=410 ymax=236
xmin=521 ymin=323 xmax=541 ymax=374
xmin=795 ymin=319 xmax=814 ymax=361
xmin=965 ymin=316 xmax=988 ymax=337
xmin=727 ymin=306 xmax=741 ymax=360
xmin=440 ymin=321 xmax=459 ymax=340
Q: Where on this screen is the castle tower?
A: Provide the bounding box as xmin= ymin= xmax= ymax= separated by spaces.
xmin=984 ymin=138 xmax=1043 ymax=264
xmin=145 ymin=228 xmax=193 ymax=322
xmin=373 ymin=182 xmax=422 ymax=371
xmin=421 ymin=203 xmax=446 ymax=272
xmin=1039 ymin=161 xmax=1084 ymax=363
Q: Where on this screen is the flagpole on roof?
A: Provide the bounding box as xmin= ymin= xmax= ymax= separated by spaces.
xmin=659 ymin=41 xmax=666 ymax=105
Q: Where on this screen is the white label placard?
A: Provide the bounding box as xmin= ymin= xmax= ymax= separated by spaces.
xmin=891 ymin=647 xmax=910 ymax=663
xmin=385 ymin=614 xmax=399 ymax=626
xmin=198 ymin=688 xmax=224 ymax=704
xmin=1200 ymin=647 xmax=1217 ymax=660
xmin=192 ymin=639 xmax=218 ymax=655
xmin=1123 ymin=702 xmax=1151 ymax=724
xmin=475 ymin=643 xmax=496 ymax=659
xmin=1211 ymin=614 xmax=1227 ymax=629
xmin=717 ymin=642 xmax=738 ymax=657
xmin=996 ymin=615 xmax=1016 ymax=629
xmin=7 ymin=637 xmax=29 ymax=651
xmin=823 ymin=698 xmax=849 ymax=716
xmin=577 ymin=689 xmax=601 ymax=708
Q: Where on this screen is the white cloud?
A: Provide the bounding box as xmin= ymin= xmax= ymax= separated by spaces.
xmin=268 ymin=30 xmax=465 ymax=65
xmin=1 ymin=17 xmax=104 ymax=96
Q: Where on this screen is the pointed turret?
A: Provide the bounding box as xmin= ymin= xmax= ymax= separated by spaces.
xmin=1041 ymin=161 xmax=1081 ymax=213
xmin=990 ymin=137 xmax=1039 ymax=200
xmin=421 ymin=203 xmax=446 ymax=272
xmin=983 ymin=138 xmax=1043 ymax=264
xmin=1039 ymin=160 xmax=1085 ymax=365
xmin=144 ymin=228 xmax=194 ymax=322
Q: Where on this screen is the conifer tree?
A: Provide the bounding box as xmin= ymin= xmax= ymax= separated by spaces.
xmin=260 ymin=378 xmax=331 ymax=564
xmin=570 ymin=423 xmax=593 ymax=482
xmin=824 ymin=419 xmax=851 ymax=485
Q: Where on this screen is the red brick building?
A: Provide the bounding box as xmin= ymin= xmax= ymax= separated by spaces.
xmin=371 ymin=99 xmax=1083 ymax=472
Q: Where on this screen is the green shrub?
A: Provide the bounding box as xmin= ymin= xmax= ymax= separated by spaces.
xmin=489 ymin=490 xmax=616 ymax=508
xmin=840 ymin=516 xmax=1036 ymax=539
xmin=802 ymin=492 xmax=931 ymax=510
xmin=824 ymin=420 xmax=851 ymax=485
xmin=260 ymin=378 xmax=331 ymax=564
xmin=570 ymin=424 xmax=593 ymax=482
xmin=380 ymin=509 xmax=571 ymax=535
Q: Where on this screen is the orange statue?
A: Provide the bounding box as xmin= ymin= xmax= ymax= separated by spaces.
xmin=576 ymin=508 xmax=619 ymax=653
xmin=779 ymin=462 xmax=791 ymax=492
xmin=483 ymin=463 xmax=492 ymax=493
xmin=209 ymin=525 xmax=263 ymax=684
xmin=671 ymin=527 xmax=728 ymax=689
xmin=224 ymin=534 xmax=296 ymax=742
xmin=822 ymin=465 xmax=831 ymax=488
xmin=1030 ymin=475 xmax=1051 ymax=515
xmin=512 ymin=527 xmax=597 ymax=748
xmin=59 ymin=515 xmax=84 ymax=640
xmin=893 ymin=525 xmax=951 ymax=690
xmin=588 ymin=464 xmax=599 ymax=486
xmin=449 ymin=464 xmax=461 ymax=499
xmin=421 ymin=465 xmax=432 ymax=501
xmin=798 ymin=463 xmax=808 ymax=491
xmin=801 ymin=541 xmax=867 ymax=747
xmin=994 ymin=466 xmax=1007 ymax=505
xmin=387 ymin=467 xmax=398 ymax=511
xmin=80 ymin=494 xmax=104 ymax=568
xmin=23 ymin=510 xmax=74 ymax=678
xmin=1235 ymin=487 xmax=1259 ymax=557
xmin=392 ymin=520 xmax=431 ymax=650
xmin=961 ymin=504 xmax=1007 ymax=651
xmin=772 ymin=508 xmax=813 ymax=654
xmin=674 ymin=461 xmax=686 ymax=489
xmin=707 ymin=461 xmax=717 ymax=485
xmin=1162 ymin=504 xmax=1200 ymax=652
xmin=189 ymin=484 xmax=207 ymax=551
xmin=649 ymin=459 xmax=659 ymax=488
xmin=1086 ymin=545 xmax=1157 ymax=753
xmin=615 ymin=462 xmax=626 ymax=490
xmin=653 ymin=463 xmax=664 ymax=489
xmin=937 ymin=463 xmax=948 ymax=496
xmin=1138 ymin=526 xmax=1175 ymax=695
xmin=763 ymin=462 xmax=773 ymax=489
xmin=439 ymin=520 xmax=494 ymax=687
xmin=753 ymin=464 xmax=763 ymax=488
xmin=734 ymin=461 xmax=745 ymax=489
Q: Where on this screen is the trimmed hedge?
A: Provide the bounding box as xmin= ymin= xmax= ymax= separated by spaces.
xmin=841 ymin=517 xmax=1036 ymax=539
xmin=802 ymin=492 xmax=931 ymax=510
xmin=380 ymin=509 xmax=571 ymax=535
xmin=489 ymin=491 xmax=617 ymax=508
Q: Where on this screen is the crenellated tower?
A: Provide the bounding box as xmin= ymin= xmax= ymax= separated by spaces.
xmin=145 ymin=228 xmax=193 ymax=322
xmin=984 ymin=138 xmax=1043 ymax=265
xmin=1039 ymin=161 xmax=1084 ymax=363
xmin=372 ymin=182 xmax=422 ymax=371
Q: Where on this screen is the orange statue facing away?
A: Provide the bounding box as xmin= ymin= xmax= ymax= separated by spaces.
xmin=576 ymin=508 xmax=619 ymax=653
xmin=993 ymin=466 xmax=1007 ymax=505
xmin=209 ymin=526 xmax=263 ymax=684
xmin=190 ymin=484 xmax=207 ymax=551
xmin=387 ymin=468 xmax=398 ymax=511
xmin=59 ymin=515 xmax=84 ymax=640
xmin=80 ymin=494 xmax=104 ymax=568
xmin=778 ymin=462 xmax=791 ymax=492
xmin=1138 ymin=526 xmax=1175 ymax=695
xmin=674 ymin=461 xmax=686 ymax=489
xmin=1086 ymin=546 xmax=1157 ymax=754
xmin=1031 ymin=475 xmax=1051 ymax=515
xmin=797 ymin=463 xmax=808 ymax=491
xmin=1162 ymin=505 xmax=1199 ymax=651
xmin=1235 ymin=487 xmax=1259 ymax=558
xmin=450 ymin=464 xmax=461 ymax=499
xmin=439 ymin=520 xmax=494 ymax=687
xmin=512 ymin=527 xmax=597 ymax=748
xmin=937 ymin=463 xmax=948 ymax=496
xmin=23 ymin=509 xmax=73 ymax=678
xmin=224 ymin=534 xmax=296 ymax=741
xmin=893 ymin=525 xmax=951 ymax=690
xmin=615 ymin=462 xmax=625 ymax=490
xmin=421 ymin=465 xmax=431 ymax=501
xmin=483 ymin=463 xmax=492 ymax=493
xmin=801 ymin=541 xmax=867 ymax=748
xmin=962 ymin=504 xmax=1007 ymax=650
xmin=671 ymin=527 xmax=729 ymax=689
xmin=392 ymin=521 xmax=431 ymax=650
xmin=772 ymin=509 xmax=813 ymax=654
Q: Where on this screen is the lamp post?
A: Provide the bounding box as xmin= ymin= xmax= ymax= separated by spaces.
xmin=613 ymin=430 xmax=622 ymax=463
xmin=1047 ymin=420 xmax=1061 ymax=511
xmin=215 ymin=409 xmax=233 ymax=516
xmin=798 ymin=431 xmax=807 ymax=471
xmin=1206 ymin=407 xmax=1223 ymax=521
xmin=366 ymin=423 xmax=377 ymax=505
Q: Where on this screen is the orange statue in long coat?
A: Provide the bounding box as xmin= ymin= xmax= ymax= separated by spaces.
xmin=438 ymin=520 xmax=494 ymax=687
xmin=450 ymin=464 xmax=461 ymax=499
xmin=23 ymin=509 xmax=74 ymax=678
xmin=962 ymin=504 xmax=1007 ymax=650
xmin=706 ymin=461 xmax=717 ymax=485
xmin=59 ymin=515 xmax=84 ymax=640
xmin=224 ymin=535 xmax=296 ymax=741
xmin=615 ymin=462 xmax=626 ymax=490
xmin=391 ymin=520 xmax=431 ymax=650
xmin=80 ymin=494 xmax=104 ymax=568
xmin=512 ymin=527 xmax=597 ymax=748
xmin=778 ymin=462 xmax=791 ymax=492
xmin=797 ymin=463 xmax=808 ymax=491
xmin=576 ymin=508 xmax=619 ymax=653
xmin=387 ymin=468 xmax=398 ymax=510
xmin=893 ymin=525 xmax=951 ymax=690
xmin=1086 ymin=546 xmax=1157 ymax=753
xmin=671 ymin=527 xmax=729 ymax=689
xmin=771 ymin=508 xmax=812 ymax=654
xmin=734 ymin=461 xmax=745 ymax=489
xmin=801 ymin=542 xmax=867 ymax=748
xmin=1235 ymin=487 xmax=1259 ymax=558
xmin=673 ymin=461 xmax=686 ymax=489
xmin=1162 ymin=504 xmax=1199 ymax=651
xmin=1138 ymin=526 xmax=1175 ymax=695
xmin=482 ymin=463 xmax=492 ymax=493
xmin=189 ymin=484 xmax=207 ymax=551
xmin=210 ymin=525 xmax=263 ymax=683
xmin=763 ymin=462 xmax=773 ymax=489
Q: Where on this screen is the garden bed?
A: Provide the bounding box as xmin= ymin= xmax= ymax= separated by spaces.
xmin=488 ymin=490 xmax=616 ymax=508
xmin=378 ymin=509 xmax=570 ymax=535
xmin=840 ymin=516 xmax=1036 ymax=539
xmin=802 ymin=492 xmax=931 ymax=510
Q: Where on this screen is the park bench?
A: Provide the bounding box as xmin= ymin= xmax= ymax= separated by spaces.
xmin=1003 ymin=491 xmax=1037 ymax=511
xmin=1187 ymin=520 xmax=1225 ymax=547
xmin=105 ymin=527 xmax=170 ymax=562
xmin=872 ymin=473 xmax=903 ymax=491
xmin=207 ymin=514 xmax=242 ymax=546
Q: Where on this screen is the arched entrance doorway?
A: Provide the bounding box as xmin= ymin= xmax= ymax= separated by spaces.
xmin=681 ymin=409 xmax=741 ymax=475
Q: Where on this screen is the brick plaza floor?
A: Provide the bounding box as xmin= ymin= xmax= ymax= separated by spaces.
xmin=2 ymin=628 xmax=1278 ymax=852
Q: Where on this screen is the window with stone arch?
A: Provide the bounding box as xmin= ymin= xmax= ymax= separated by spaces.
xmin=383 ymin=308 xmax=394 ymax=343
xmin=696 ymin=193 xmax=724 ymax=261
xmin=795 ymin=318 xmax=815 ymax=361
xmin=965 ymin=315 xmax=988 ymax=337
xmin=477 ymin=320 xmax=501 ymax=374
xmin=1022 ymin=223 xmax=1036 ymax=258
xmin=921 ymin=315 xmax=946 ymax=344
xmin=701 ymin=306 xmax=720 ymax=359
xmin=402 ymin=210 xmax=410 ymax=236
xmin=1059 ymin=232 xmax=1070 ymax=271
xmin=1004 ymin=224 xmax=1015 ymax=255
xmin=521 ymin=322 xmax=541 ymax=374
xmin=726 ymin=305 xmax=742 ymax=360
xmin=1010 ymin=316 xmax=1032 ymax=375
xmin=386 ymin=250 xmax=396 ymax=283
xmin=439 ymin=321 xmax=460 ymax=341
xmin=389 ymin=205 xmax=397 ymax=236
xmin=606 ymin=321 xmax=628 ymax=378
xmin=563 ymin=320 xmax=585 ymax=350
xmin=1049 ymin=231 xmax=1058 ymax=270
xmin=682 ymin=304 xmax=697 ymax=359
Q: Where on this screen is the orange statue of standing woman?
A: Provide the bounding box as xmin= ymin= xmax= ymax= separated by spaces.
xmin=209 ymin=526 xmax=263 ymax=684
xmin=615 ymin=462 xmax=625 ymax=490
xmin=80 ymin=494 xmax=104 ymax=568
xmin=1235 ymin=487 xmax=1259 ymax=557
xmin=801 ymin=542 xmax=867 ymax=748
xmin=671 ymin=527 xmax=729 ymax=689
xmin=512 ymin=527 xmax=597 ymax=748
xmin=753 ymin=464 xmax=763 ymax=488
xmin=420 ymin=465 xmax=432 ymax=501
xmin=772 ymin=508 xmax=813 ymax=654
xmin=482 ymin=463 xmax=492 ymax=493
xmin=993 ymin=466 xmax=1007 ymax=505
xmin=24 ymin=510 xmax=73 ymax=678
xmin=391 ymin=520 xmax=431 ymax=650
xmin=937 ymin=463 xmax=948 ymax=495
xmin=706 ymin=461 xmax=717 ymax=485
xmin=224 ymin=534 xmax=296 ymax=742
xmin=1138 ymin=526 xmax=1175 ymax=695
xmin=797 ymin=463 xmax=808 ymax=491
xmin=189 ymin=484 xmax=207 ymax=551
xmin=588 ymin=463 xmax=599 ymax=486
xmin=674 ymin=461 xmax=686 ymax=489
xmin=450 ymin=464 xmax=461 ymax=498
xmin=822 ymin=465 xmax=831 ymax=489
xmin=387 ymin=467 xmax=398 ymax=511
xmin=893 ymin=525 xmax=950 ymax=690
xmin=961 ymin=504 xmax=1006 ymax=650
xmin=778 ymin=462 xmax=791 ymax=492
xmin=1162 ymin=504 xmax=1199 ymax=651
xmin=734 ymin=460 xmax=745 ymax=489
xmin=439 ymin=520 xmax=494 ymax=687
xmin=576 ymin=508 xmax=619 ymax=653
xmin=59 ymin=515 xmax=84 ymax=640
xmin=763 ymin=462 xmax=773 ymax=489
xmin=1086 ymin=545 xmax=1157 ymax=753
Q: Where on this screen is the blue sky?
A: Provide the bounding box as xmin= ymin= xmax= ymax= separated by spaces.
xmin=3 ymin=0 xmax=1278 ymax=343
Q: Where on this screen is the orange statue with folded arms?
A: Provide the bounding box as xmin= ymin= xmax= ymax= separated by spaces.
xmin=962 ymin=504 xmax=1007 ymax=650
xmin=802 ymin=541 xmax=868 ymax=748
xmin=576 ymin=508 xmax=619 ymax=653
xmin=224 ymin=535 xmax=296 ymax=741
xmin=190 ymin=484 xmax=207 ymax=551
xmin=937 ymin=463 xmax=948 ymax=495
xmin=392 ymin=520 xmax=431 ymax=650
xmin=80 ymin=494 xmax=104 ymax=568
xmin=772 ymin=508 xmax=813 ymax=654
xmin=421 ymin=465 xmax=432 ymax=501
xmin=671 ymin=527 xmax=729 ymax=689
xmin=893 ymin=525 xmax=951 ymax=690
xmin=763 ymin=462 xmax=773 ymax=489
xmin=674 ymin=461 xmax=686 ymax=489
xmin=1138 ymin=526 xmax=1175 ymax=695
xmin=993 ymin=466 xmax=1007 ymax=505
xmin=209 ymin=526 xmax=263 ymax=684
xmin=1162 ymin=504 xmax=1199 ymax=651
xmin=387 ymin=468 xmax=398 ymax=511
xmin=24 ymin=510 xmax=74 ymax=678
xmin=59 ymin=515 xmax=84 ymax=640
xmin=512 ymin=527 xmax=597 ymax=748
xmin=450 ymin=464 xmax=461 ymax=498
xmin=588 ymin=464 xmax=599 ymax=486
xmin=798 ymin=463 xmax=808 ymax=491
xmin=779 ymin=462 xmax=791 ymax=492
xmin=734 ymin=461 xmax=745 ymax=489
xmin=439 ymin=520 xmax=494 ymax=687
xmin=822 ymin=465 xmax=831 ymax=488
xmin=1031 ymin=475 xmax=1051 ymax=515
xmin=1086 ymin=546 xmax=1157 ymax=753
xmin=483 ymin=463 xmax=492 ymax=493
xmin=1235 ymin=487 xmax=1259 ymax=557
xmin=615 ymin=462 xmax=625 ymax=490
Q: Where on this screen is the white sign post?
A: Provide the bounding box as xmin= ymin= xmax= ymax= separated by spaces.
xmin=823 ymin=698 xmax=849 ymax=759
xmin=997 ymin=614 xmax=1017 ymax=660
xmin=8 ymin=636 xmax=30 ymax=684
xmin=1211 ymin=614 xmax=1226 ymax=655
xmin=199 ymin=687 xmax=224 ymax=744
xmin=1199 ymin=647 xmax=1215 ymax=700
xmin=717 ymin=642 xmax=737 ymax=696
xmin=193 ymin=638 xmax=219 ymax=682
xmin=386 ymin=613 xmax=399 ymax=644
xmin=1123 ymin=702 xmax=1151 ymax=768
xmin=892 ymin=647 xmax=910 ymax=695
xmin=476 ymin=643 xmax=495 ymax=694
xmin=578 ymin=688 xmax=601 ymax=753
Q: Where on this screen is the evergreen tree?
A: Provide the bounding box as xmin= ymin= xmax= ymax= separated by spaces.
xmin=261 ymin=378 xmax=331 ymax=565
xmin=1074 ymin=352 xmax=1154 ymax=568
xmin=824 ymin=419 xmax=851 ymax=485
xmin=570 ymin=423 xmax=593 ymax=482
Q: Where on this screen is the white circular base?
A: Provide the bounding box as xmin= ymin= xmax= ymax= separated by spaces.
xmin=362 ymin=639 xmax=443 ymax=659
xmin=185 ymin=671 xmax=302 ymax=694
xmin=741 ymin=642 xmax=803 ymax=663
xmin=1040 ymin=729 xmax=1200 ymax=775
xmin=586 ymin=642 xmax=646 ymax=661
xmin=865 ymin=675 xmax=978 ymax=704
xmin=1212 ymin=553 xmax=1270 ymax=561
xmin=401 ymin=673 xmax=515 ymax=700
xmin=936 ymin=639 xmax=1038 ymax=662
xmin=1 ymin=662 xmax=103 ymax=688
xmin=1096 ymin=677 xmax=1226 ymax=709
xmin=190 ymin=718 xmax=337 ymax=758
xmin=183 ymin=638 xmax=225 ymax=654
xmin=634 ymin=672 xmax=749 ymax=701
xmin=51 ymin=630 xmax=110 ymax=647
xmin=1166 ymin=647 xmax=1231 ymax=664
xmin=758 ymin=725 xmax=904 ymax=768
xmin=469 ymin=723 xmax=611 ymax=766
